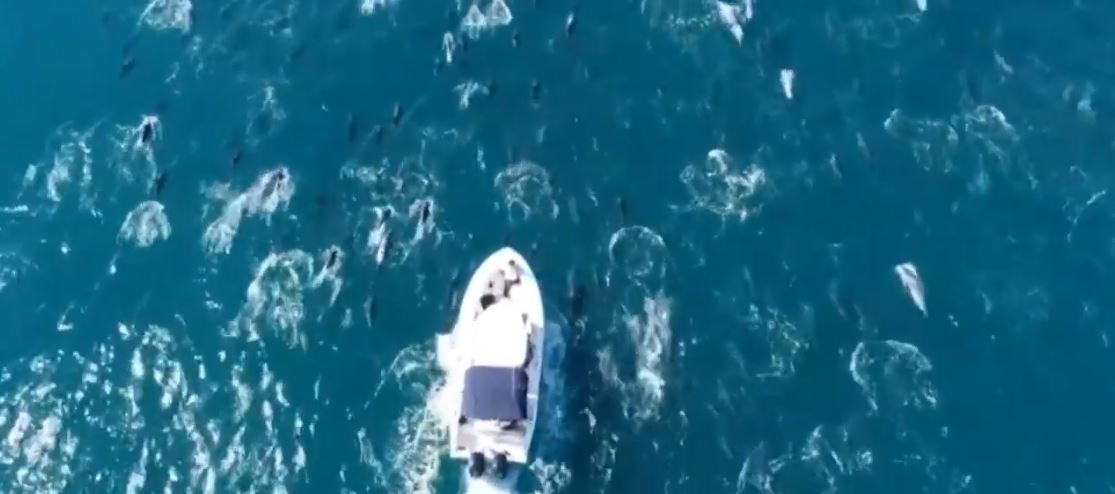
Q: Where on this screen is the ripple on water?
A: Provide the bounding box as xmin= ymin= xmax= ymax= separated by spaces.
xmin=884 ymin=109 xmax=959 ymax=172
xmin=680 ymin=149 xmax=766 ymax=223
xmin=139 ymin=0 xmax=193 ymax=32
xmin=230 ymin=249 xmax=316 ymax=347
xmin=494 ymin=161 xmax=558 ymax=223
xmin=742 ymin=304 xmax=813 ymax=380
xmin=202 ymin=167 xmax=295 ymax=256
xmin=608 ymin=225 xmax=669 ymax=283
xmin=0 ymin=320 xmax=304 ymax=494
xmin=377 ymin=343 xmax=451 ymax=494
xmin=849 ymin=339 xmax=937 ymax=412
xmin=342 ymin=158 xmax=441 ymax=267
xmin=118 ymin=201 xmax=171 ymax=248
xmin=359 ymin=0 xmax=398 ymax=16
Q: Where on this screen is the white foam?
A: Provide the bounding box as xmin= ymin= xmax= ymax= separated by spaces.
xmin=895 ymin=262 xmax=927 ymax=316
xmin=680 ymin=149 xmax=766 ymax=221
xmin=126 ymin=443 xmax=149 ymax=494
xmin=139 ymin=0 xmax=193 ymax=32
xmin=622 ymin=292 xmax=671 ymax=423
xmin=455 ymin=81 xmax=488 ymax=109
xmin=744 ymin=304 xmax=810 ymax=378
xmin=916 ymin=0 xmax=927 ymax=11
xmin=6 ymin=411 xmax=32 ymax=449
xmin=360 ymin=0 xmax=397 ymax=15
xmin=608 ymin=226 xmax=668 ymax=282
xmin=530 ymin=459 xmax=573 ymax=494
xmin=56 ymin=306 xmax=75 ymax=332
xmin=119 ymin=201 xmax=172 ymax=248
xmin=368 ymin=207 xmax=393 ymax=266
xmin=442 ymin=32 xmax=457 ymax=64
xmin=380 ymin=344 xmax=451 ymax=494
xmin=45 ymin=158 xmax=71 ymax=203
xmin=461 ymin=0 xmax=513 ymax=38
xmin=312 ymin=247 xmax=344 ymax=309
xmin=42 ymin=128 xmax=95 ymax=206
xmin=232 ymin=249 xmax=314 ymax=347
xmin=461 ymin=4 xmax=489 ymax=38
xmin=494 ymin=161 xmax=559 ymax=222
xmin=21 ymin=164 xmax=38 ymax=194
xmin=407 ymin=199 xmax=436 ymax=244
xmin=716 ymin=1 xmax=744 ymax=43
xmin=850 ymin=340 xmax=936 ymax=411
xmin=202 ymin=167 xmax=295 ymax=256
xmin=486 ymin=0 xmax=513 ymax=27
xmin=0 ymin=253 xmax=32 ymax=294
xmin=883 ymin=109 xmax=959 ymax=171
xmin=780 ymin=69 xmax=795 ymax=100
xmin=736 ymin=443 xmax=771 ymax=494
xmin=23 ymin=415 xmax=61 ymax=464
xmin=108 ymin=115 xmax=161 ymax=187
xmin=342 ymin=159 xmax=439 ymax=266
xmin=962 ymin=105 xmax=1016 ymax=142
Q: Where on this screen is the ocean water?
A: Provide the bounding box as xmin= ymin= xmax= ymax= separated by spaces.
xmin=2 ymin=0 xmax=1115 ymax=492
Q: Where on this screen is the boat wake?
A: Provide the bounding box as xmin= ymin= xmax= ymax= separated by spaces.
xmin=460 ymin=466 xmax=521 ymax=494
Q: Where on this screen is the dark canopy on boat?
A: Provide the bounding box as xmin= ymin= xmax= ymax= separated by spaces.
xmin=462 ymin=366 xmax=527 ymax=421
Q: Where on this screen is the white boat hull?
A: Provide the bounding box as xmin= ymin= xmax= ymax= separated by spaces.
xmin=441 ymin=247 xmax=545 ymax=467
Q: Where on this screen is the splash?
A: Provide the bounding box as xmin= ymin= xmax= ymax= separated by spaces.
xmin=118 ymin=201 xmax=171 ymax=247
xmin=342 ymin=159 xmax=440 ymax=266
xmin=245 ymin=85 xmax=287 ymax=144
xmin=202 ymin=167 xmax=295 ymax=256
xmin=109 ymin=115 xmax=161 ymax=186
xmin=883 ymin=109 xmax=959 ymax=171
xmin=40 ymin=128 xmax=96 ymax=211
xmin=957 ymin=104 xmax=1018 ymax=168
xmin=680 ymin=149 xmax=766 ymax=222
xmin=780 ymin=69 xmax=795 ymax=100
xmin=139 ymin=0 xmax=193 ymax=32
xmin=622 ymin=292 xmax=672 ymax=423
xmin=360 ymin=0 xmax=398 ymax=15
xmin=455 ymin=81 xmax=489 ymax=109
xmin=0 ymin=253 xmax=34 ymax=294
xmin=743 ymin=304 xmax=811 ymax=379
xmin=230 ymin=250 xmax=315 ymax=346
xmin=894 ymin=262 xmax=927 ymax=316
xmin=312 ymin=246 xmax=345 ymax=310
xmin=494 ymin=161 xmax=558 ymax=222
xmin=378 ymin=343 xmax=453 ymax=494
xmin=716 ymin=1 xmax=745 ymax=43
xmin=608 ymin=225 xmax=669 ymax=282
xmin=443 ymin=33 xmax=458 ymax=64
xmin=461 ymin=0 xmax=514 ymax=38
xmin=850 ymin=340 xmax=937 ymax=412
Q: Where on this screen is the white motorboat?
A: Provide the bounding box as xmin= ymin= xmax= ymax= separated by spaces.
xmin=438 ymin=247 xmax=545 ymax=479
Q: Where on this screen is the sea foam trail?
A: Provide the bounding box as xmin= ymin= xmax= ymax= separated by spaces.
xmin=202 ymin=167 xmax=294 ymax=256
xmin=495 ymin=161 xmax=558 ymax=223
xmin=681 ymin=149 xmax=766 ymax=222
xmin=895 ymin=262 xmax=927 ymax=316
xmin=118 ymin=201 xmax=171 ymax=248
xmin=139 ymin=0 xmax=192 ymax=32
xmin=461 ymin=0 xmax=513 ymax=38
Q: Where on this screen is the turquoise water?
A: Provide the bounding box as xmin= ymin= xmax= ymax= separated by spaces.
xmin=2 ymin=0 xmax=1115 ymax=492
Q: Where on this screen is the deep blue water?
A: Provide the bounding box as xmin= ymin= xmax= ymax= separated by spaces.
xmin=2 ymin=0 xmax=1115 ymax=492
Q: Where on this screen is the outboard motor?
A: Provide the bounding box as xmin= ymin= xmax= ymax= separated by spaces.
xmin=468 ymin=452 xmax=486 ymax=478
xmin=493 ymin=453 xmax=509 ymax=479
